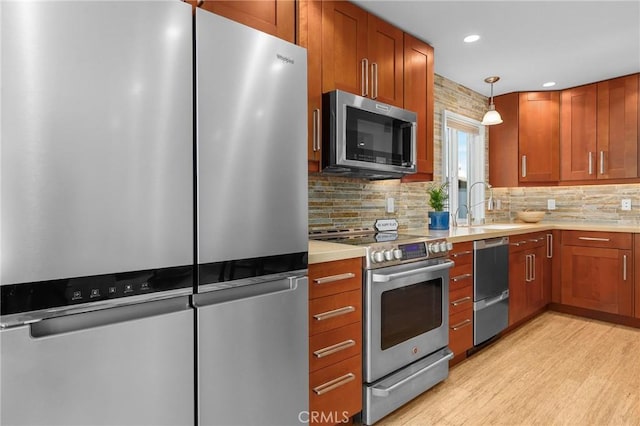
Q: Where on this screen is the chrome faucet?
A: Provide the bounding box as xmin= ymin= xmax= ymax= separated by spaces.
xmin=467 ymin=181 xmax=493 ymax=226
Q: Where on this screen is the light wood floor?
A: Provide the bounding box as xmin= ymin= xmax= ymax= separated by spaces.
xmin=377 ymin=311 xmax=640 ymax=426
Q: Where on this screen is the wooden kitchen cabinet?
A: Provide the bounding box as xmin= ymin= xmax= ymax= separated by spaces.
xmin=560 ymin=231 xmax=633 ymax=317
xmin=561 ymin=74 xmax=639 ymax=181
xmin=635 ymin=234 xmax=640 ymax=319
xmin=401 ymin=33 xmax=435 ymax=182
xmin=191 ymin=0 xmax=295 ymax=42
xmin=308 ymin=257 xmax=362 ymax=425
xmin=509 ymin=232 xmax=548 ymax=326
xmin=321 ymin=1 xmax=404 ymax=107
xmin=489 ymin=91 xmax=560 ymax=186
xmin=518 ymin=92 xmax=560 ymax=183
xmin=448 ymin=241 xmax=474 ymax=362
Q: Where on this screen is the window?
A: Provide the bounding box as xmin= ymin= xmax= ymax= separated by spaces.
xmin=442 ymin=110 xmax=486 ymax=225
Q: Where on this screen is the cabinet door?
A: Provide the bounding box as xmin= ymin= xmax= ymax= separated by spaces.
xmin=298 ymin=0 xmax=323 ymax=170
xmin=560 ymin=84 xmax=597 ymax=181
xmin=635 ymin=235 xmax=640 ymax=319
xmin=402 ymin=33 xmax=434 ymax=181
xmin=196 ymin=0 xmax=295 ymax=43
xmin=526 ymin=244 xmax=546 ymax=313
xmin=321 ymin=1 xmax=368 ymax=96
xmin=488 ymin=92 xmax=520 ymax=187
xmin=518 ymin=92 xmax=560 ymax=182
xmin=597 ymin=73 xmax=639 ymax=179
xmin=560 ymin=245 xmax=633 ymax=316
xmin=367 ymin=15 xmax=404 ymax=107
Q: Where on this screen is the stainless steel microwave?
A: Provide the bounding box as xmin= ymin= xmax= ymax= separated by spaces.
xmin=322 ymin=90 xmax=417 ymax=179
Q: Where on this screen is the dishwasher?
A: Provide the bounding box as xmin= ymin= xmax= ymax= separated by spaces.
xmin=473 ymin=237 xmax=510 ymax=345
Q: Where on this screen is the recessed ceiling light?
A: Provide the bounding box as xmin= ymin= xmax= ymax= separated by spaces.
xmin=543 ymin=81 xmax=556 ymax=87
xmin=464 ymin=34 xmax=480 ymax=43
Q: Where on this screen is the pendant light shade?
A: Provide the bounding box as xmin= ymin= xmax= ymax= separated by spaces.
xmin=481 ymin=76 xmax=503 ymax=125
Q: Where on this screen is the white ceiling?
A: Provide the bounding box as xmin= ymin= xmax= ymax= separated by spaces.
xmin=351 ymin=0 xmax=640 ymax=97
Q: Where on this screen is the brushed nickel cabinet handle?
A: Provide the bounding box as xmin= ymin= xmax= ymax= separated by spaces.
xmin=578 ymin=237 xmax=610 ymax=242
xmin=451 ymin=296 xmax=471 ymax=306
xmin=313 ymin=373 xmax=355 ymax=395
xmin=313 ymin=306 xmax=355 ymax=321
xmin=451 ymin=273 xmax=472 ymax=282
xmin=371 ymin=62 xmax=378 ymax=99
xmin=546 ymin=234 xmax=553 ymax=258
xmin=312 ymin=108 xmax=320 ymax=152
xmin=452 ymin=250 xmax=473 ymax=258
xmin=451 ymin=319 xmax=472 ymax=331
xmin=313 ymin=272 xmax=355 ymax=285
xmin=588 ymin=152 xmax=593 ymax=175
xmin=600 ymin=151 xmax=605 ymax=175
xmin=313 ymin=339 xmax=356 ymax=358
xmin=531 ymin=255 xmax=536 ymax=281
xmin=522 ymin=155 xmax=527 ymax=178
xmin=623 ymin=255 xmax=627 ymax=281
xmin=361 ymin=58 xmax=369 ymax=97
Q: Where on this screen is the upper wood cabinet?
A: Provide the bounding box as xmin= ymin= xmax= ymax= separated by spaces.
xmin=488 ymin=92 xmax=519 ymax=187
xmin=596 ymin=73 xmax=639 ymax=179
xmin=401 ymin=33 xmax=434 ymax=181
xmin=561 ymin=74 xmax=639 ymax=181
xmin=518 ymin=92 xmax=560 ymax=183
xmin=193 ymin=0 xmax=295 ymax=43
xmin=321 ymin=1 xmax=404 ymax=107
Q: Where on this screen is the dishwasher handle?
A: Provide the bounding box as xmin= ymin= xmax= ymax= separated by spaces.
xmin=474 ymin=290 xmax=509 ymax=310
xmin=30 ymin=295 xmax=191 ymax=338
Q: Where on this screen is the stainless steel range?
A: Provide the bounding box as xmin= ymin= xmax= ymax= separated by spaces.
xmin=310 ymin=222 xmax=455 ymax=425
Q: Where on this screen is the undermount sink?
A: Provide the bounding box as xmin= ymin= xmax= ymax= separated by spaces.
xmin=477 ymin=224 xmax=523 ymax=230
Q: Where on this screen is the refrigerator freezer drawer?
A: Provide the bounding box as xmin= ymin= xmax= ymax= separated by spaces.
xmin=196 ymin=277 xmax=308 ymax=426
xmin=0 ymin=298 xmax=194 ymax=426
xmin=473 ymin=295 xmax=509 ymax=346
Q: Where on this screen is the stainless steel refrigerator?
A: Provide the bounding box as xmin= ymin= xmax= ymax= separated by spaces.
xmin=193 ymin=9 xmax=309 ymax=426
xmin=1 ymin=2 xmax=194 ymax=425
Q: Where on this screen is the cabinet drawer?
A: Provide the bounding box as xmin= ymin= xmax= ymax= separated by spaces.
xmin=309 ymin=355 xmax=362 ymax=425
xmin=449 ymin=286 xmax=473 ymax=315
xmin=562 ymin=231 xmax=632 ymax=249
xmin=449 ymin=263 xmax=473 ymax=291
xmin=309 ymin=258 xmax=362 ymax=299
xmin=309 ymin=289 xmax=362 ymax=335
xmin=510 ymin=232 xmax=546 ymax=252
xmin=450 ymin=242 xmax=473 ymax=267
xmin=449 ymin=310 xmax=473 ymax=357
xmin=310 ymin=322 xmax=362 ymax=373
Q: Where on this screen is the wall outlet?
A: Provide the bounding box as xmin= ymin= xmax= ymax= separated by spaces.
xmin=621 ymin=199 xmax=632 ymax=211
xmin=547 ymin=199 xmax=556 ymax=210
xmin=386 ymin=197 xmax=395 ymax=213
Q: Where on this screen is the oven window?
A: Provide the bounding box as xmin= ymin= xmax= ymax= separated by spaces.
xmin=380 ymin=278 xmax=442 ymax=350
xmin=345 ymin=106 xmax=412 ymax=166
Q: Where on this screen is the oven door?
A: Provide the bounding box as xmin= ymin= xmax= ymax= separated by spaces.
xmin=364 ymin=259 xmax=453 ymax=383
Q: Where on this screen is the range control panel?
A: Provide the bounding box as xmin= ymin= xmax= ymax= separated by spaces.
xmin=365 ymin=238 xmax=452 ymax=269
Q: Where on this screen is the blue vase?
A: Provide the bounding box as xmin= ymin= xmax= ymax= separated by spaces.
xmin=428 ymin=211 xmax=450 ymax=230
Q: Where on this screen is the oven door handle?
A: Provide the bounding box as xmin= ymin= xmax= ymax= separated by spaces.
xmin=370 ymin=348 xmax=454 ymax=397
xmin=371 ymin=260 xmax=454 ymax=283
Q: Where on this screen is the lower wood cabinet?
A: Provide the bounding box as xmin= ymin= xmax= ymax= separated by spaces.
xmin=560 ymin=231 xmax=633 ymax=316
xmin=635 ymin=234 xmax=640 ymax=319
xmin=448 ymin=241 xmax=474 ymax=360
xmin=509 ymin=232 xmax=548 ymax=325
xmin=308 ymin=257 xmax=362 ymax=426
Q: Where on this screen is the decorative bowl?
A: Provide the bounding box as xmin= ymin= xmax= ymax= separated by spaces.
xmin=516 ymin=210 xmax=546 ymax=223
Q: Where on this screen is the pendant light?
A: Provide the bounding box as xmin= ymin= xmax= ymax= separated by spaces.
xmin=481 ymin=76 xmax=503 ymax=125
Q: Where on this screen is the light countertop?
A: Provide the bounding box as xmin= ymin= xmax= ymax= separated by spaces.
xmin=308 ymin=222 xmax=639 ymax=264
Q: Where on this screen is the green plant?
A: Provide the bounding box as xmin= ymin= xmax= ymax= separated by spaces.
xmin=427 ymin=182 xmax=449 ymax=212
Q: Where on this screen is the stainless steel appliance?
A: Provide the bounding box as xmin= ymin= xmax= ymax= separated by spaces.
xmin=194 ymin=9 xmax=309 ymax=426
xmin=310 ymin=226 xmax=454 ymax=425
xmin=322 ymin=90 xmax=417 ymax=179
xmin=1 ymin=2 xmax=194 ymax=425
xmin=473 ymin=237 xmax=510 ymax=345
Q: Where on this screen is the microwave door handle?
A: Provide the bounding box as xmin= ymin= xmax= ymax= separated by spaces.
xmin=372 ymin=260 xmax=454 ymax=283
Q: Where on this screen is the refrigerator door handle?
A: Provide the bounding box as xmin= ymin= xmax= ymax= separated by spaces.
xmin=193 ymin=276 xmax=303 ymax=308
xmin=29 ymin=296 xmax=191 ymax=338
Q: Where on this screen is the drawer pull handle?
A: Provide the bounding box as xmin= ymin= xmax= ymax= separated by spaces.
xmin=451 ymin=319 xmax=472 ymax=331
xmin=313 ymin=306 xmax=355 ymax=321
xmin=313 ymin=272 xmax=356 ymax=285
xmin=313 ymin=339 xmax=356 ymax=358
xmin=451 ymin=296 xmax=471 ymax=306
xmin=313 ymin=373 xmax=355 ymax=395
xmin=578 ymin=236 xmax=610 ymax=242
xmin=623 ymin=255 xmax=627 ymax=281
xmin=452 ymin=273 xmax=472 ymax=282
xmin=452 ymin=250 xmax=472 ymax=258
